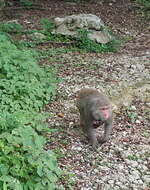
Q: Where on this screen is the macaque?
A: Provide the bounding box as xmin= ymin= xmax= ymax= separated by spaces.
xmin=76 ymin=88 xmax=113 ymax=147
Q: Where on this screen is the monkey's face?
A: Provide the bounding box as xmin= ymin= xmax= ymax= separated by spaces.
xmin=92 ymin=106 xmax=111 ymax=121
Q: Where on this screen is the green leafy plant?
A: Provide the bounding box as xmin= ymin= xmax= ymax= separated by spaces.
xmin=127 ymin=154 xmax=138 ymax=161
xmin=14 ymin=40 xmax=36 ymax=48
xmin=135 ymin=0 xmax=150 ymax=10
xmin=0 ymin=34 xmax=62 ymax=189
xmin=19 ymin=0 xmax=33 ymax=8
xmin=75 ymin=29 xmax=118 ymax=53
xmin=39 ymin=18 xmax=73 ymax=43
xmin=0 ymin=34 xmax=57 ymax=113
xmin=126 ymin=107 xmax=138 ymax=123
xmin=0 ymin=22 xmax=22 ymax=33
xmin=40 ymin=18 xmax=55 ymax=32
xmin=141 ymin=131 xmax=150 ymax=138
xmin=41 ymin=31 xmax=72 ymax=43
xmin=0 ymin=111 xmax=61 ymax=190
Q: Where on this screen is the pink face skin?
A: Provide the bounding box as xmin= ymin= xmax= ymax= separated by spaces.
xmin=100 ymin=106 xmax=110 ymax=119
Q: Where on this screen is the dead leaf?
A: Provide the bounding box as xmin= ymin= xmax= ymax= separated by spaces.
xmin=57 ymin=112 xmax=65 ymax=118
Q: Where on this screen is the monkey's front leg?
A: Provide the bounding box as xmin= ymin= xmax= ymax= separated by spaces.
xmin=101 ymin=119 xmax=113 ymax=143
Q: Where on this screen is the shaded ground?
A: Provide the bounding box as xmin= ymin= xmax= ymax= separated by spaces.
xmin=1 ymin=0 xmax=150 ymax=189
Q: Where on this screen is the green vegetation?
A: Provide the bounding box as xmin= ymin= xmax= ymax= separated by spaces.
xmin=0 ymin=34 xmax=57 ymax=112
xmin=76 ymin=29 xmax=118 ymax=53
xmin=135 ymin=0 xmax=150 ymax=10
xmin=40 ymin=18 xmax=119 ymax=53
xmin=0 ymin=18 xmax=119 ymax=54
xmin=0 ymin=33 xmax=61 ymax=189
xmin=127 ymin=155 xmax=138 ymax=161
xmin=0 ymin=22 xmax=22 ymax=33
xmin=141 ymin=131 xmax=150 ymax=138
xmin=14 ymin=40 xmax=36 ymax=48
xmin=131 ymin=0 xmax=150 ymax=20
xmin=40 ymin=18 xmax=55 ymax=32
xmin=125 ymin=107 xmax=138 ymax=123
xmin=0 ymin=112 xmax=61 ymax=190
xmin=19 ymin=0 xmax=33 ymax=8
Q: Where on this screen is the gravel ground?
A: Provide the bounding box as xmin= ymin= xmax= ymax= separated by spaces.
xmin=46 ymin=50 xmax=150 ymax=190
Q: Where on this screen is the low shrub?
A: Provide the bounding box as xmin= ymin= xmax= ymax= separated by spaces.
xmin=0 ymin=34 xmax=61 ymax=189
xmin=0 ymin=111 xmax=61 ymax=190
xmin=0 ymin=34 xmax=57 ymax=113
xmin=0 ymin=22 xmax=22 ymax=33
xmin=75 ymin=29 xmax=119 ymax=53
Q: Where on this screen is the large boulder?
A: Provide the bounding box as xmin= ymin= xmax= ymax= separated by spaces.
xmin=53 ymin=14 xmax=113 ymax=44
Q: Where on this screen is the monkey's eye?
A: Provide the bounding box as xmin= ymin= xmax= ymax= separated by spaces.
xmin=101 ymin=107 xmax=108 ymax=111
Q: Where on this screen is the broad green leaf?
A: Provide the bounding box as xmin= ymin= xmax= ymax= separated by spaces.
xmin=37 ymin=166 xmax=43 ymax=177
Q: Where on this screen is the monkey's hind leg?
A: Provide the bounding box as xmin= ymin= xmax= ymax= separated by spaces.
xmin=79 ymin=113 xmax=86 ymax=132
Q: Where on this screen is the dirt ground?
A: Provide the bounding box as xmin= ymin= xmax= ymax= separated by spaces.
xmin=1 ymin=0 xmax=150 ymax=189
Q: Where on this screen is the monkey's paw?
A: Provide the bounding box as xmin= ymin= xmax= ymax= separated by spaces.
xmin=97 ymin=136 xmax=107 ymax=144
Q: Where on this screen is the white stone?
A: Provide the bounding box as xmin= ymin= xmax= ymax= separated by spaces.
xmin=135 ymin=120 xmax=141 ymax=124
xmin=53 ymin=14 xmax=113 ymax=44
xmin=142 ymin=175 xmax=150 ymax=183
xmin=108 ymin=180 xmax=115 ymax=184
xmin=132 ymin=170 xmax=140 ymax=180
